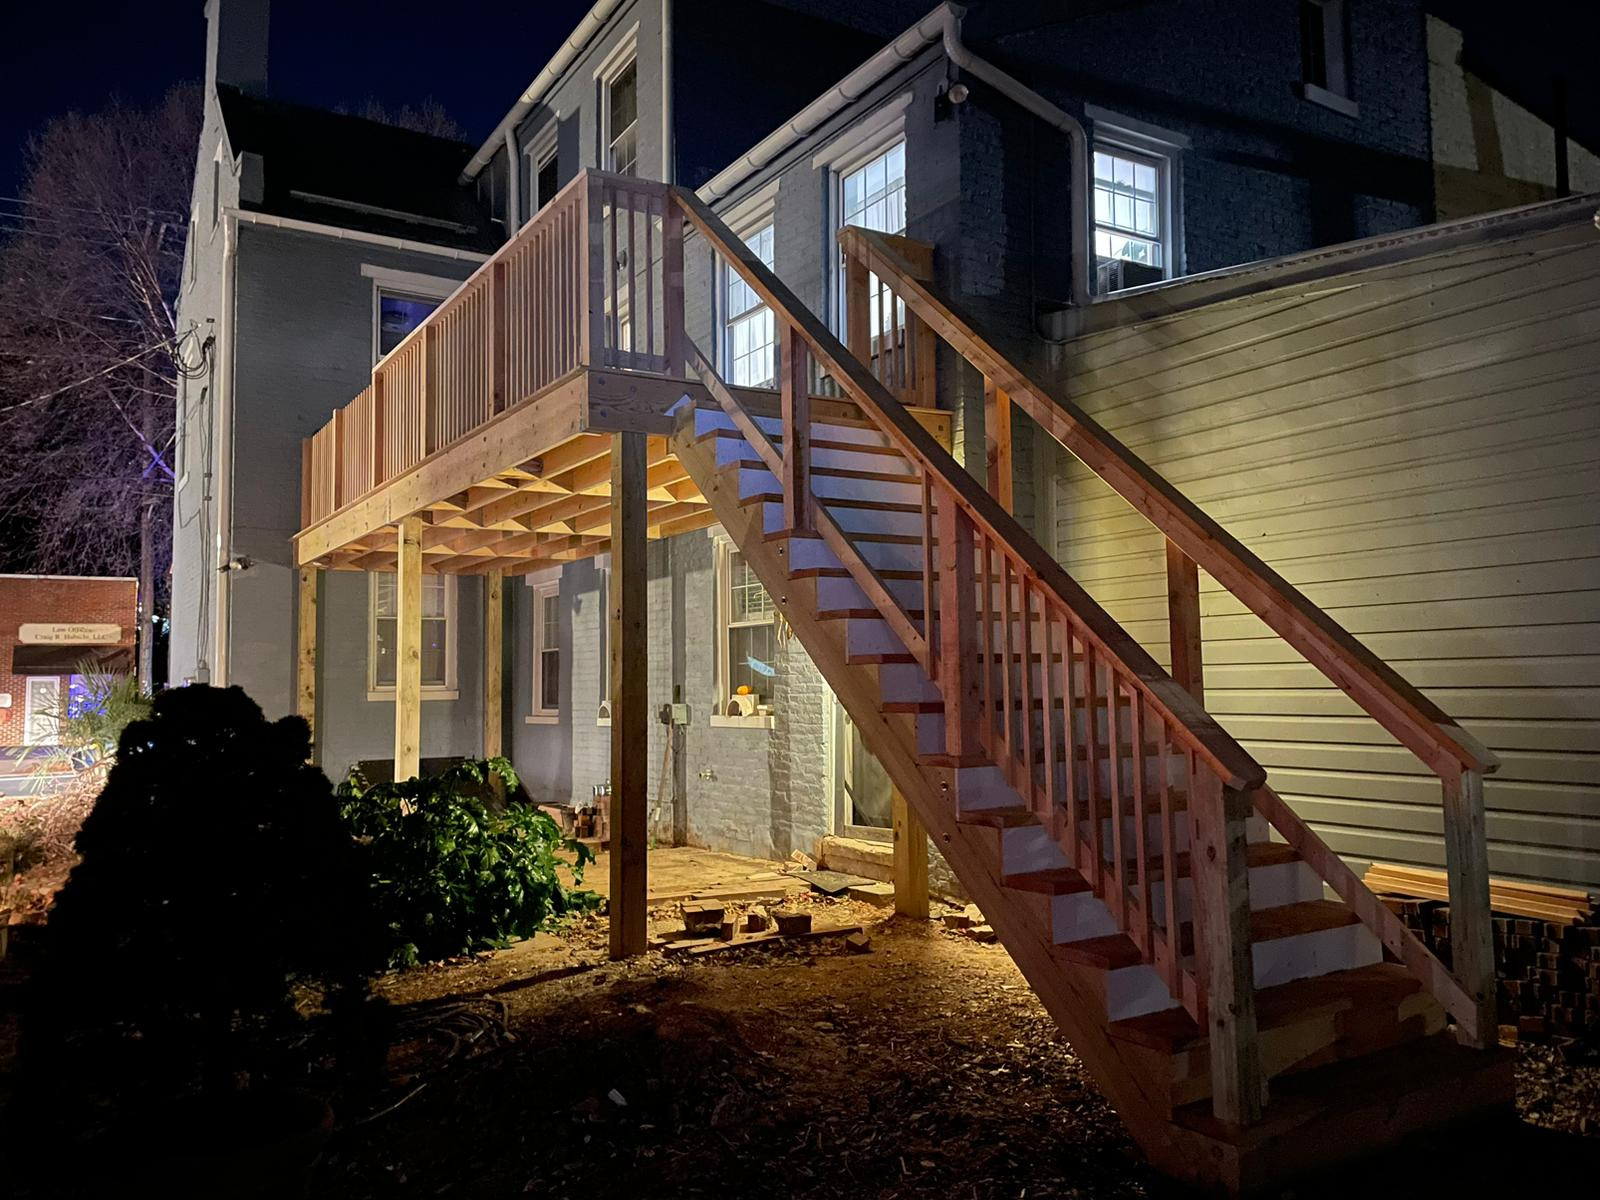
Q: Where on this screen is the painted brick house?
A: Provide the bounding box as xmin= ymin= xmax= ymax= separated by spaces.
xmin=0 ymin=576 xmax=137 ymax=752
xmin=170 ymin=0 xmax=1598 ymax=1185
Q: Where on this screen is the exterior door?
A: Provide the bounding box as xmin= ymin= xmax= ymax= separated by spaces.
xmin=24 ymin=676 xmax=61 ymax=745
xmin=831 ymin=694 xmax=893 ymax=837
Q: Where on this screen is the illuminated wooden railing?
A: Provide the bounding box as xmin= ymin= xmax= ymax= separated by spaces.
xmin=840 ymin=225 xmax=1503 ymax=1057
xmin=301 ymin=170 xmax=681 ymax=527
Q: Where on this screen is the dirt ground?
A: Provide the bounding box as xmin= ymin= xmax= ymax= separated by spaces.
xmin=5 ymin=848 xmax=1600 ymax=1198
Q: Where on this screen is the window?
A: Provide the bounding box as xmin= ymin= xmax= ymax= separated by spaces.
xmin=714 ymin=536 xmax=777 ymax=727
xmin=1301 ymin=0 xmax=1357 ymax=115
xmin=1093 ymin=146 xmax=1167 ymax=291
xmin=376 ymin=291 xmax=440 ymax=361
xmin=369 ymin=573 xmax=456 ymax=695
xmin=605 ymin=58 xmax=639 ymax=176
xmin=835 ymin=139 xmax=906 ymax=342
xmin=535 ymin=150 xmax=560 ymax=212
xmin=526 ymin=124 xmax=560 ymax=220
xmin=722 ymin=222 xmax=776 ymax=387
xmin=530 ymin=580 xmax=560 ymax=721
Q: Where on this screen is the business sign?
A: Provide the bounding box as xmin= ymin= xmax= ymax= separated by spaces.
xmin=18 ymin=623 xmax=123 ymax=645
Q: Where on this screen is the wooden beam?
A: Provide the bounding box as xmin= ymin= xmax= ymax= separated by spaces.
xmin=983 ymin=375 xmax=1013 ymax=512
xmin=393 ymin=514 xmax=424 ymax=782
xmin=1188 ymin=770 xmax=1265 ymax=1125
xmin=892 ymin=785 xmax=929 ymax=919
xmin=296 ymin=567 xmax=319 ymax=763
xmin=484 ymin=570 xmax=504 ymax=762
xmin=1166 ymin=541 xmax=1204 ymax=706
xmin=609 ymin=431 xmax=649 ymax=960
xmin=1443 ymin=767 xmax=1495 ymax=1047
xmin=584 ymin=370 xmax=704 ymax=435
xmin=937 ymin=502 xmax=981 ymax=757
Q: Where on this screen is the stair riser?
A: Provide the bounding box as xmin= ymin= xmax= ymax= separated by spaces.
xmin=693 ymin=409 xmax=894 ymax=450
xmin=875 ymin=660 xmax=943 ymax=705
xmin=786 ymin=534 xmax=925 ymax=575
xmin=763 ymin=500 xmax=923 ymax=539
xmin=712 ymin=434 xmax=917 ymax=477
xmin=738 ymin=466 xmax=922 ymax=507
xmin=818 ymin=573 xmax=924 ymax=615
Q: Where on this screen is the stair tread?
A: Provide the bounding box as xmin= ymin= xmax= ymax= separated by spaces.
xmin=1002 ymin=866 xmax=1092 ymax=895
xmin=1132 ymin=840 xmax=1299 ymax=881
xmin=1107 ymin=962 xmax=1428 ymax=1052
xmin=1058 ymin=900 xmax=1362 ymax=974
xmin=956 ymin=805 xmax=1037 ymax=828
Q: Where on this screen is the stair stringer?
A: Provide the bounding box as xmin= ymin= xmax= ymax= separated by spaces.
xmin=672 ymin=427 xmax=1244 ymax=1189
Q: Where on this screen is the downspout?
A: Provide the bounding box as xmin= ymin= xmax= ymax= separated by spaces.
xmin=504 ymin=127 xmax=522 ymax=231
xmin=212 ymin=211 xmax=238 ymax=685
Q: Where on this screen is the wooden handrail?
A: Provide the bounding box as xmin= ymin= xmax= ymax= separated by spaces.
xmin=673 ymin=185 xmax=1264 ymax=794
xmin=841 ymin=226 xmax=1498 ymax=781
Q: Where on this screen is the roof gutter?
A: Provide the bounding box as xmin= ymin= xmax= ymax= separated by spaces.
xmin=460 ymin=0 xmax=627 ymax=183
xmin=696 ymin=1 xmax=1092 ymax=306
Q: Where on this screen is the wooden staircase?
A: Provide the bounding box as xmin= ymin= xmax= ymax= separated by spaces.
xmin=664 ymin=189 xmax=1514 ymax=1193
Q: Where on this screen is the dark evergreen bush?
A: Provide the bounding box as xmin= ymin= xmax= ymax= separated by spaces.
xmin=24 ymin=685 xmax=379 ymax=1106
xmin=337 ymin=758 xmax=599 ymax=968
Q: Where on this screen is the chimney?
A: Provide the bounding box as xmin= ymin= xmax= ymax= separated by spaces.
xmin=204 ymin=0 xmax=270 ymax=98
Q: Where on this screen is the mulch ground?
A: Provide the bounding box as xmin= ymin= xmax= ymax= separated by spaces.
xmin=4 ymin=890 xmax=1599 ymax=1198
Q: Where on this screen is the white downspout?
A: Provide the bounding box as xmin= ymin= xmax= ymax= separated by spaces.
xmin=213 ymin=211 xmax=238 ymax=685
xmin=504 ymin=127 xmax=522 ymax=231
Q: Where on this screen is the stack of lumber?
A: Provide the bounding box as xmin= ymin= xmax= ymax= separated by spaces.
xmin=1364 ymin=863 xmax=1600 ymax=1041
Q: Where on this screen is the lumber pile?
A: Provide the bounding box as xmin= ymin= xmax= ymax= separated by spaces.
xmin=1364 ymin=863 xmax=1600 ymax=1041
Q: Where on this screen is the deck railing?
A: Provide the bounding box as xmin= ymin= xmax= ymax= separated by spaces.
xmin=300 ymin=171 xmax=680 ymax=528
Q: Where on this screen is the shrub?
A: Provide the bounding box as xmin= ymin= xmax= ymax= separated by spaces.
xmin=24 ymin=686 xmax=379 ymax=1105
xmin=337 ymin=758 xmax=600 ymax=968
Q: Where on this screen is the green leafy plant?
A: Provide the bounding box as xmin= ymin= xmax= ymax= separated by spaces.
xmin=29 ymin=662 xmax=153 ymax=788
xmin=337 ymin=757 xmax=600 ymax=969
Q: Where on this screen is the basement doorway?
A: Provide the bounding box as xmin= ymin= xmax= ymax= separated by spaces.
xmin=830 ymin=693 xmax=892 ymax=839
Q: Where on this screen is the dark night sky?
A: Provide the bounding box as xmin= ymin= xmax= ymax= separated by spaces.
xmin=0 ymin=0 xmax=598 ymax=198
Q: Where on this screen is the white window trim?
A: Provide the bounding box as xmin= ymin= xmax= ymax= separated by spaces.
xmin=525 ymin=120 xmax=560 ymax=218
xmin=596 ymin=560 xmax=612 ymax=726
xmin=1086 ymin=111 xmax=1187 ymax=295
xmin=596 ymin=24 xmax=641 ymax=175
xmin=828 ymin=132 xmax=908 ymax=337
xmin=718 ymin=209 xmax=778 ymax=388
xmin=711 ymin=532 xmax=777 ymax=731
xmin=528 ymin=578 xmax=562 ymax=724
xmin=364 ymin=265 xmax=460 ymax=365
xmin=366 ymin=573 xmax=460 ymax=701
xmin=1300 ymin=0 xmax=1357 ymax=116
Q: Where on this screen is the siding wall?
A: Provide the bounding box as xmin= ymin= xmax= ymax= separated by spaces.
xmin=1044 ymin=211 xmax=1600 ymax=890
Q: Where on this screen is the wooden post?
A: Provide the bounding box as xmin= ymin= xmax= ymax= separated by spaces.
xmin=1189 ymin=770 xmax=1265 ymax=1125
xmin=1443 ymin=767 xmax=1495 ymax=1047
xmin=662 ymin=196 xmax=686 ymax=377
xmin=582 ymin=176 xmax=607 ymax=368
xmin=296 ymin=567 xmax=320 ymax=763
xmin=983 ymin=376 xmax=1014 ymax=512
xmin=937 ymin=502 xmax=982 ymax=758
xmin=892 ymin=786 xmax=929 ymax=919
xmin=484 ymin=570 xmax=504 ymax=761
xmin=393 ymin=515 xmax=424 ymax=783
xmin=420 ymin=324 xmax=435 ymax=458
xmin=1166 ymin=541 xmax=1204 ymax=705
xmin=489 ymin=261 xmax=508 ymax=416
xmin=845 ymin=255 xmax=871 ymax=361
xmin=780 ymin=323 xmax=811 ymax=532
xmin=609 ymin=431 xmax=648 ymax=959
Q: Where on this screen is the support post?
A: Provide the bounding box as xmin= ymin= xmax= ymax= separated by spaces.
xmin=484 ymin=570 xmax=504 ymax=761
xmin=609 ymin=431 xmax=649 ymax=959
xmin=582 ymin=176 xmax=607 ymax=368
xmin=1443 ymin=767 xmax=1495 ymax=1047
xmin=393 ymin=515 xmax=423 ymax=783
xmin=845 ymin=255 xmax=871 ymax=361
xmin=1189 ymin=770 xmax=1265 ymax=1125
xmin=1166 ymin=541 xmax=1204 ymax=705
xmin=780 ymin=323 xmax=811 ymax=532
xmin=983 ymin=376 xmax=1013 ymax=512
xmin=892 ymin=786 xmax=929 ymax=919
xmin=662 ymin=197 xmax=686 ymax=377
xmin=296 ymin=567 xmax=320 ymax=763
xmin=937 ymin=502 xmax=981 ymax=758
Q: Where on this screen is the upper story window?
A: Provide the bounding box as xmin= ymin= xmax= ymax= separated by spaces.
xmin=723 ymin=222 xmax=776 ymax=387
xmin=605 ymin=59 xmax=639 ymax=176
xmin=369 ymin=572 xmax=457 ymax=695
xmin=835 ymin=139 xmax=906 ymax=340
xmin=1300 ymin=0 xmax=1358 ymax=116
xmin=377 ymin=292 xmax=440 ymax=360
xmin=1093 ymin=146 xmax=1167 ymax=292
xmin=535 ymin=149 xmax=560 ymax=211
xmin=526 ymin=124 xmax=560 ymax=221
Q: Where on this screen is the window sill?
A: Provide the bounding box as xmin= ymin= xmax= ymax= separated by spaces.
xmin=1300 ymin=83 xmax=1359 ymax=119
xmin=366 ymin=689 xmax=459 ymax=702
xmin=525 ymin=713 xmax=561 ymax=726
xmin=709 ymin=713 xmax=776 ymax=730
xmin=596 ymin=717 xmax=611 ymax=727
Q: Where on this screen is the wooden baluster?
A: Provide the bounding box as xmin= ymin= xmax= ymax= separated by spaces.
xmin=1166 ymin=540 xmax=1204 ymax=705
xmin=979 ymin=532 xmax=994 ymax=750
xmin=663 ymin=195 xmax=686 ymax=378
xmin=1188 ymin=761 xmax=1265 ymax=1125
xmin=626 ymin=189 xmax=638 ymax=364
xmin=780 ymin=323 xmax=810 ymax=533
xmin=1443 ymin=766 xmax=1495 ymax=1047
xmin=1040 ymin=603 xmax=1059 ymax=828
xmin=644 ymin=193 xmax=656 ymax=361
xmin=999 ymin=558 xmax=1015 ymax=771
xmin=583 ymin=177 xmax=606 ymax=369
xmin=1132 ymin=696 xmax=1152 ymax=956
xmin=1019 ymin=577 xmax=1036 ymax=805
xmin=607 ymin=185 xmax=620 ymax=364
xmin=1107 ymin=674 xmax=1126 ymax=924
xmin=372 ymin=369 xmax=385 ymax=484
xmin=420 ymin=326 xmax=435 ymax=460
xmin=984 ymin=376 xmax=1014 ymax=513
xmin=1159 ymin=725 xmax=1180 ymax=993
xmin=876 ymin=275 xmax=890 ymax=393
xmin=1084 ymin=644 xmax=1102 ymax=888
xmin=1062 ymin=629 xmax=1080 ymax=868
xmin=920 ymin=473 xmax=936 ymax=677
xmin=937 ymin=501 xmax=981 ymax=759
